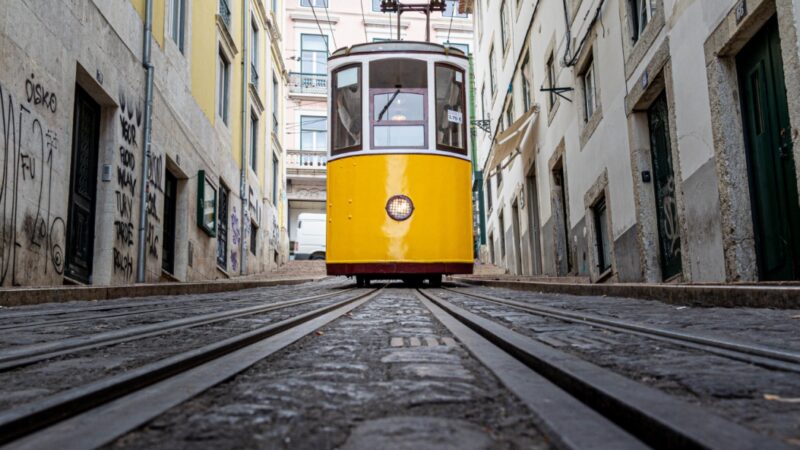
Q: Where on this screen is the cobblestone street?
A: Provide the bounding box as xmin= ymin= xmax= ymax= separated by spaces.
xmin=0 ymin=277 xmax=798 ymax=449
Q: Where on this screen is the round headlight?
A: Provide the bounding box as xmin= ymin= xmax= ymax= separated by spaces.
xmin=386 ymin=195 xmax=414 ymax=221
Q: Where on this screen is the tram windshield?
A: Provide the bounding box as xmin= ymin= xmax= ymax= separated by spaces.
xmin=435 ymin=64 xmax=466 ymax=154
xmin=370 ymin=59 xmax=428 ymax=149
xmin=331 ymin=65 xmax=362 ymax=155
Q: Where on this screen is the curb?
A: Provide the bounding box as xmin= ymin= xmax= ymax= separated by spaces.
xmin=0 ymin=277 xmax=326 ymax=307
xmin=452 ymin=277 xmax=800 ymax=309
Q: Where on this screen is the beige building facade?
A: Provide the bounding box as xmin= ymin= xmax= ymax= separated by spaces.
xmin=475 ymin=0 xmax=800 ymax=283
xmin=283 ymin=0 xmax=473 ymax=257
xmin=0 ymin=0 xmax=289 ymax=287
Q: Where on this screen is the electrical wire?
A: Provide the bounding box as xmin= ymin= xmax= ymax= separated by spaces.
xmin=322 ymin=1 xmax=339 ymax=51
xmin=308 ymin=1 xmax=330 ymax=55
xmin=359 ymin=0 xmax=369 ymax=42
xmin=561 ymin=0 xmax=606 ymax=67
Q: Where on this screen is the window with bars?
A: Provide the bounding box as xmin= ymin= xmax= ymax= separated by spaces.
xmin=593 ymin=197 xmax=612 ymax=272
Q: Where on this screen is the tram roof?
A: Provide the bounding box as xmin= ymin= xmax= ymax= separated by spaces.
xmin=329 ymin=41 xmax=467 ymax=59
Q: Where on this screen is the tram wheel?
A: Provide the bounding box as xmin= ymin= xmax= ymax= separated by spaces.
xmin=356 ymin=276 xmax=370 ymax=288
xmin=428 ymin=274 xmax=442 ymax=287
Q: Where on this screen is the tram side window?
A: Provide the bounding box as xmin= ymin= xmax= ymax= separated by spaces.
xmin=370 ymin=58 xmax=428 ymax=149
xmin=332 ymin=65 xmax=362 ymax=155
xmin=435 ymin=64 xmax=467 ymax=154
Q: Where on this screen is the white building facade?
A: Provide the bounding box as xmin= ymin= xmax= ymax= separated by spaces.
xmin=284 ymin=0 xmax=473 ymax=258
xmin=475 ymin=0 xmax=800 ymax=283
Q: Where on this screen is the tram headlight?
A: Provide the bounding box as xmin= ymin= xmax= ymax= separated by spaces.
xmin=386 ymin=195 xmax=414 ymax=221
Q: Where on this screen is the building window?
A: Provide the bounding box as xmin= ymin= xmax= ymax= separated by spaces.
xmin=218 ymin=50 xmax=231 ymax=124
xmin=331 ymin=64 xmax=362 ymax=154
xmin=488 ymin=231 xmax=495 ymax=264
xmin=272 ymin=75 xmax=280 ymax=135
xmin=444 ymin=42 xmax=470 ymax=55
xmin=593 ymin=196 xmax=612 ymax=273
xmin=481 ymin=84 xmax=487 ymax=120
xmin=520 ymin=52 xmax=532 ymax=112
xmin=272 ymin=0 xmax=278 ymax=13
xmin=250 ymin=222 xmax=258 ymax=255
xmin=489 ymin=47 xmax=497 ymax=97
xmin=629 ymin=0 xmax=652 ymax=42
xmin=546 ymin=52 xmax=555 ymax=108
xmin=500 ymin=1 xmax=510 ymax=52
xmin=168 ymin=0 xmax=187 ymax=53
xmin=486 ymin=178 xmax=493 ymax=211
xmin=505 ymin=99 xmax=514 ymax=128
xmin=197 ymin=171 xmax=217 ymax=236
xmin=582 ymin=60 xmax=596 ymax=121
xmin=496 ymin=164 xmax=503 ymax=186
xmin=301 ymin=34 xmax=328 ymax=75
xmin=301 ymin=115 xmax=328 ymax=150
xmin=217 ymin=183 xmax=229 ymax=268
xmin=499 ymin=210 xmax=506 ymax=257
xmin=250 ymin=112 xmax=258 ymax=172
xmin=251 ymin=18 xmax=259 ymax=83
xmin=443 ymin=0 xmax=468 ymax=17
xmin=372 ymin=0 xmax=381 ymax=11
xmin=272 ymin=154 xmax=279 ymax=203
xmin=370 ymin=58 xmax=427 ymax=149
xmin=300 ymin=0 xmax=327 ymax=7
xmin=435 ymin=63 xmax=467 ymax=154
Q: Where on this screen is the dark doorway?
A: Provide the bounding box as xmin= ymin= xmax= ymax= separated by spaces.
xmin=526 ymin=171 xmax=542 ymax=275
xmin=647 ymin=93 xmax=682 ymax=280
xmin=552 ymin=161 xmax=572 ymax=274
xmin=511 ymin=200 xmax=522 ymax=275
xmin=217 ymin=184 xmax=229 ymax=269
xmin=738 ymin=17 xmax=800 ymax=281
xmin=161 ymin=170 xmax=178 ymax=274
xmin=65 ymin=87 xmax=101 ymax=283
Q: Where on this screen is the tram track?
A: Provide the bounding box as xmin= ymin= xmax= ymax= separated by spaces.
xmin=442 ymin=287 xmax=800 ymax=373
xmin=0 ymin=287 xmax=383 ymax=449
xmin=417 ymin=288 xmax=791 ymax=450
xmin=0 ymin=287 xmax=357 ymax=372
xmin=0 ymin=282 xmax=348 ymax=331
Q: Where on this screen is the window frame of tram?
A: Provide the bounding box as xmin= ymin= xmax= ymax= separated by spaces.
xmin=370 ymin=58 xmax=429 ymax=150
xmin=331 ymin=63 xmax=363 ymax=156
xmin=434 ymin=63 xmax=468 ymax=156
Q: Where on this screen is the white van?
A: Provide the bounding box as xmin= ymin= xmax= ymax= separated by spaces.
xmin=294 ymin=213 xmax=326 ymax=260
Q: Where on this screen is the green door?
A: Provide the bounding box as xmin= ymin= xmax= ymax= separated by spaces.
xmin=738 ymin=17 xmax=800 ymax=281
xmin=648 ymin=93 xmax=683 ymax=280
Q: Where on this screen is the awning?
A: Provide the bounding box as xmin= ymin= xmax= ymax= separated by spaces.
xmin=487 ymin=106 xmax=539 ymax=171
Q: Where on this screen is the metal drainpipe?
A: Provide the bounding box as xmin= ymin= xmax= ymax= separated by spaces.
xmin=136 ymin=0 xmax=155 ymax=283
xmin=239 ymin=0 xmax=249 ymax=276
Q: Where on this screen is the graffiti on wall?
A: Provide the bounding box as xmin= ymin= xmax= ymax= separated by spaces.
xmin=230 ymin=205 xmax=240 ymax=272
xmin=0 ymin=80 xmax=65 ymax=285
xmin=112 ymin=92 xmax=141 ymax=280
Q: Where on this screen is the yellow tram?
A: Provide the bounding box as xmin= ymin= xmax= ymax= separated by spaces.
xmin=325 ymin=41 xmax=474 ymax=286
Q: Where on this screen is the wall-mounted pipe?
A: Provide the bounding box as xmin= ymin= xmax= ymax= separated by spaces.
xmin=136 ymin=0 xmax=155 ymax=283
xmin=240 ymin=0 xmax=249 ymax=276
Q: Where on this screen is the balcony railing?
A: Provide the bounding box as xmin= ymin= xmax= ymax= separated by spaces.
xmin=288 ymin=72 xmax=327 ymax=95
xmin=219 ymin=0 xmax=232 ymax=29
xmin=286 ymin=149 xmax=327 ymax=177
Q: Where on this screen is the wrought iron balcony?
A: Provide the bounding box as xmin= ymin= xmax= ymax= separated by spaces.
xmin=219 ymin=0 xmax=232 ymax=29
xmin=288 ymin=72 xmax=327 ymax=95
xmin=286 ymin=149 xmax=327 ymax=177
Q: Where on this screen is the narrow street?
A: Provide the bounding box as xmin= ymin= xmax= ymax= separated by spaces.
xmin=0 ymin=271 xmax=797 ymax=449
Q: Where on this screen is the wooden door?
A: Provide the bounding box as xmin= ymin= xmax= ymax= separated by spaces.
xmin=647 ymin=93 xmax=682 ymax=280
xmin=65 ymin=87 xmax=101 ymax=283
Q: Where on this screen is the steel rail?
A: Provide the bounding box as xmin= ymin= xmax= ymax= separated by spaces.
xmin=444 ymin=287 xmax=800 ymax=373
xmin=0 ymin=284 xmax=349 ymax=332
xmin=0 ymin=288 xmax=357 ymax=371
xmin=418 ymin=289 xmax=789 ymax=450
xmin=0 ymin=287 xmax=382 ymax=448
